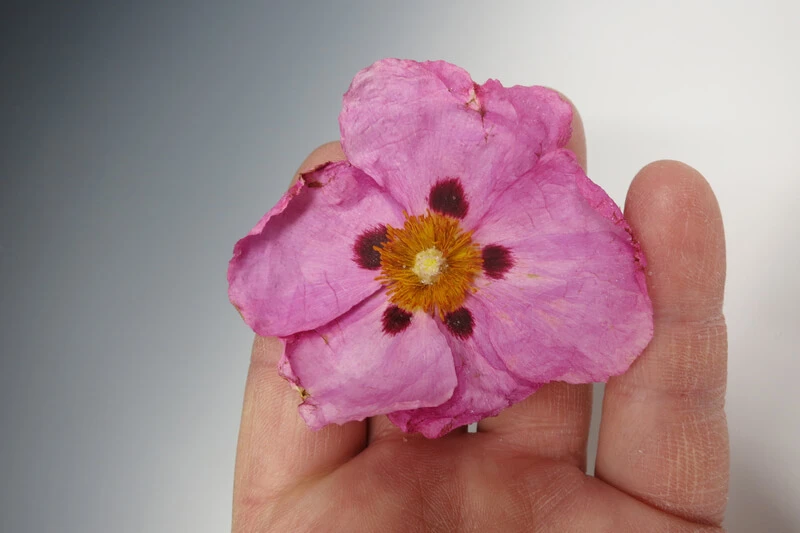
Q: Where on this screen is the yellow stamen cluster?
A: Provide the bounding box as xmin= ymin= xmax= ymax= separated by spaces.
xmin=377 ymin=211 xmax=482 ymax=316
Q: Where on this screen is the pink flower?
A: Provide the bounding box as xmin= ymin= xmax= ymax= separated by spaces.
xmin=228 ymin=59 xmax=653 ymax=438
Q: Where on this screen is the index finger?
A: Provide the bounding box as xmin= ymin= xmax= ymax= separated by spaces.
xmin=232 ymin=143 xmax=367 ymax=531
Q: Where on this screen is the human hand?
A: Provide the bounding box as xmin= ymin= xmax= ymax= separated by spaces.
xmin=231 ymin=106 xmax=728 ymax=532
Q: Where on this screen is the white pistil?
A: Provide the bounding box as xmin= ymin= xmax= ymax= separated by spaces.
xmin=412 ymin=247 xmax=447 ymax=285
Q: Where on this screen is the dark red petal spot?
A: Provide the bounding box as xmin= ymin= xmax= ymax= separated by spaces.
xmin=353 ymin=225 xmax=388 ymax=270
xmin=444 ymin=307 xmax=474 ymax=339
xmin=382 ymin=305 xmax=413 ymax=335
xmin=428 ymin=178 xmax=469 ymax=219
xmin=482 ymin=244 xmax=514 ymax=279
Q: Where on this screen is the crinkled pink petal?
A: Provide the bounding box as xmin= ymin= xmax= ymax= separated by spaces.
xmin=227 ymin=161 xmax=404 ymax=337
xmin=279 ymin=293 xmax=457 ymax=428
xmin=388 ymin=321 xmax=541 ymax=438
xmin=339 ymin=59 xmax=572 ymax=228
xmin=468 ymin=149 xmax=653 ymax=384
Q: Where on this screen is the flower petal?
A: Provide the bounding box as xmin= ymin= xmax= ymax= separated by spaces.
xmin=228 ymin=161 xmax=404 ymax=337
xmin=389 ymin=323 xmax=541 ymax=438
xmin=339 ymin=59 xmax=572 ymax=227
xmin=280 ymin=293 xmax=457 ymax=428
xmin=469 ymin=149 xmax=653 ymax=384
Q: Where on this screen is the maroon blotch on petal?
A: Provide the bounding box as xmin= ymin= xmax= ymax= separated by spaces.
xmin=353 ymin=225 xmax=388 ymax=270
xmin=382 ymin=305 xmax=413 ymax=335
xmin=428 ymin=178 xmax=469 ymax=219
xmin=444 ymin=307 xmax=474 ymax=339
xmin=482 ymin=244 xmax=514 ymax=279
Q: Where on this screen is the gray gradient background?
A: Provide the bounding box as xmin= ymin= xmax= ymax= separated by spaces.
xmin=1 ymin=1 xmax=798 ymax=532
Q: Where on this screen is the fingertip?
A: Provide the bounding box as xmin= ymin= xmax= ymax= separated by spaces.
xmin=556 ymin=92 xmax=587 ymax=171
xmin=627 ymin=160 xmax=720 ymax=217
xmin=297 ymin=141 xmax=346 ymax=174
xmin=624 ymin=160 xmax=726 ymax=322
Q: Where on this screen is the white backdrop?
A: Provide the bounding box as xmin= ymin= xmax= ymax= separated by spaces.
xmin=1 ymin=2 xmax=797 ymax=531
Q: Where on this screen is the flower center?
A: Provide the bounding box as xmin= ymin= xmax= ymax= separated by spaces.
xmin=412 ymin=248 xmax=446 ymax=285
xmin=377 ymin=211 xmax=482 ymax=316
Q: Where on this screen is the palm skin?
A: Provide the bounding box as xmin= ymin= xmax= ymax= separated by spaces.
xmin=232 ymin=106 xmax=729 ymax=532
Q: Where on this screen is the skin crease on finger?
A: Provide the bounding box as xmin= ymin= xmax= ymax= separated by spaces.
xmin=232 ymin=96 xmax=728 ymax=530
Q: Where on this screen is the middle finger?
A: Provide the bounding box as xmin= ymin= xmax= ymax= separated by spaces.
xmin=477 ymin=98 xmax=592 ymax=469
